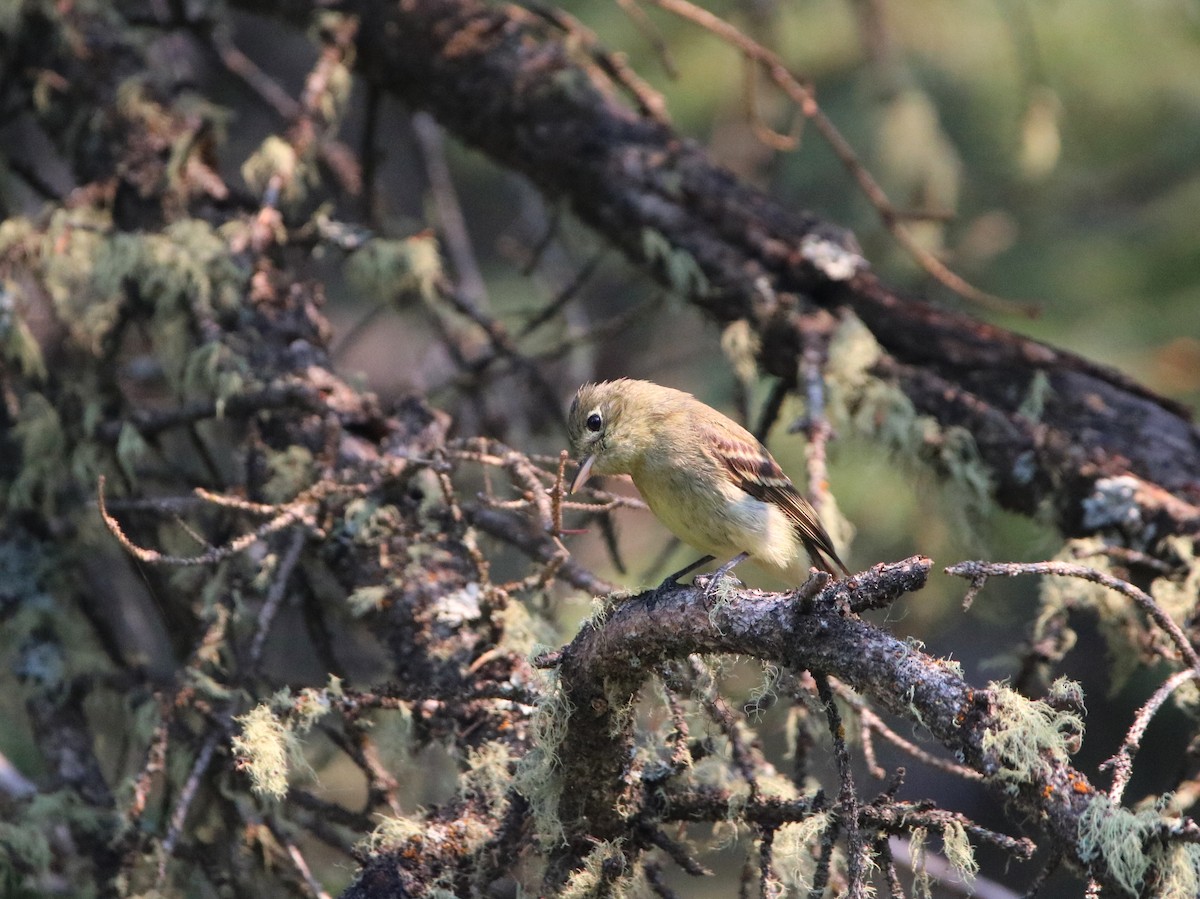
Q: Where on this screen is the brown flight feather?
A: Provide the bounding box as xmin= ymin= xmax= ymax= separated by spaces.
xmin=714 ymin=438 xmax=850 ymax=577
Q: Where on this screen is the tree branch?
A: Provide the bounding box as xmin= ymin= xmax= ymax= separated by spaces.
xmin=551 ymin=557 xmax=1117 ymax=890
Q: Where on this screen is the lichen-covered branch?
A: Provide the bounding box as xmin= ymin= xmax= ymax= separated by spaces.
xmin=543 ymin=559 xmax=1137 ymax=894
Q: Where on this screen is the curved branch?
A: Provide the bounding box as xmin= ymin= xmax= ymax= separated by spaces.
xmin=551 ymin=558 xmax=1112 ymax=889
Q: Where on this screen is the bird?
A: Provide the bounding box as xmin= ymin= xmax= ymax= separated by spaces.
xmin=566 ymin=378 xmax=849 ymax=586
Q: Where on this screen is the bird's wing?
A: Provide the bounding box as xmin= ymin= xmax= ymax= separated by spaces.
xmin=713 ymin=437 xmax=850 ymax=577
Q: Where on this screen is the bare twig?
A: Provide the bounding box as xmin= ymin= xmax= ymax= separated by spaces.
xmin=1101 ymin=668 xmax=1200 ymax=805
xmin=209 ymin=25 xmax=301 ymax=120
xmin=830 ymin=676 xmax=984 ymax=782
xmin=527 ymin=3 xmax=671 ymax=123
xmin=99 ymin=476 xmax=357 ymax=567
xmin=158 ymin=727 xmax=222 ymax=886
xmin=815 ymin=673 xmax=867 ymax=898
xmin=639 ymin=0 xmax=1038 ymax=317
xmin=946 ymin=559 xmax=1200 ymax=672
xmin=412 ymin=111 xmax=489 ymax=309
xmin=248 ymin=528 xmax=308 ymax=669
xmin=517 ymin=251 xmax=606 ymax=339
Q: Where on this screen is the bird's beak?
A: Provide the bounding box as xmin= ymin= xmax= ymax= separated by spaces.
xmin=569 ymin=454 xmax=596 ymax=494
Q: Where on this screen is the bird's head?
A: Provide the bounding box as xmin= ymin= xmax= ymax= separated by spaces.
xmin=567 ymin=379 xmax=658 ymax=492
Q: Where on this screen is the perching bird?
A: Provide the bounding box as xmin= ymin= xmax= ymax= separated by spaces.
xmin=567 ymin=379 xmax=849 ymax=584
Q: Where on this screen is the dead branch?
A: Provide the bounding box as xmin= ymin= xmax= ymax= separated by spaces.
xmin=547 ymin=557 xmax=1118 ymax=891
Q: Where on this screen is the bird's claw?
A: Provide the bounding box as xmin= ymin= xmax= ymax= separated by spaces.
xmin=657 ymin=554 xmax=716 ymax=591
xmin=696 ymin=569 xmax=743 ymax=600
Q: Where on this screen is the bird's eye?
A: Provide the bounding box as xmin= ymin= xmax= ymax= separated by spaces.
xmin=586 ymin=412 xmax=603 ymax=433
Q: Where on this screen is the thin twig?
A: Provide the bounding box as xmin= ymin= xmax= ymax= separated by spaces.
xmin=99 ymin=477 xmax=352 ymax=567
xmin=643 ymin=859 xmax=683 ymax=899
xmin=158 ymin=727 xmax=222 ymax=886
xmin=517 ymin=251 xmax=606 ymax=339
xmin=267 ymin=817 xmax=335 ymax=899
xmin=830 ymin=677 xmax=984 ymax=782
xmin=412 ymin=111 xmax=490 ymax=309
xmin=614 ymin=0 xmax=679 ymax=78
xmin=1021 ymin=849 xmax=1063 ymax=899
xmin=757 ymin=825 xmax=776 ymax=899
xmin=689 ymin=656 xmax=763 ymax=796
xmin=1101 ymin=668 xmax=1200 ymax=805
xmin=815 ymin=673 xmax=867 ymax=898
xmin=889 ymin=835 xmax=1020 ymax=899
xmin=527 ymin=3 xmax=671 ymax=123
xmin=946 ymin=560 xmax=1200 ymax=672
xmin=248 ymin=529 xmax=307 ymax=670
xmin=209 ymin=25 xmax=301 ymax=120
xmin=876 ymin=837 xmax=905 ymax=899
xmin=641 ymin=0 xmax=1038 ymax=317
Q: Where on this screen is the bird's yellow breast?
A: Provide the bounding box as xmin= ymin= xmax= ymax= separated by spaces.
xmin=631 ymin=453 xmax=804 ymax=581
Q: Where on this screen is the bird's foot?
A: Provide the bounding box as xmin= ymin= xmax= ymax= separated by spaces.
xmin=696 ymin=551 xmax=750 ymax=599
xmin=657 ymin=555 xmax=715 ymax=590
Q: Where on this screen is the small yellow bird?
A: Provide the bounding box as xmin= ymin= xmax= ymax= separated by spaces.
xmin=567 ymin=379 xmax=849 ymax=584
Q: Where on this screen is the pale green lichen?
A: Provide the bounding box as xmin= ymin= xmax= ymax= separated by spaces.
xmin=360 ymin=814 xmax=425 ymax=853
xmin=0 ymin=791 xmax=111 ymax=895
xmin=688 ymin=749 xmax=750 ymax=850
xmin=604 ymin=683 xmax=638 ymax=740
xmin=262 ymin=446 xmax=315 ymax=504
xmin=826 ymin=315 xmax=994 ymax=526
xmin=230 ymin=678 xmax=341 ymax=799
xmin=586 ymin=592 xmax=623 ymax=628
xmin=513 ymin=669 xmax=573 ymax=847
xmin=8 ymin=393 xmax=67 ymax=515
xmin=981 ymin=680 xmax=1083 ymax=793
xmin=1157 ymin=844 xmax=1200 ymax=899
xmin=461 ymin=741 xmax=515 ymax=812
xmin=241 ymin=135 xmax=307 ymax=202
xmin=82 ymin=219 xmax=244 ymax=356
xmin=496 ymin=598 xmax=556 ymax=658
xmin=1077 ymin=794 xmax=1156 ymax=896
xmin=1151 ymin=536 xmax=1200 ymax=647
xmin=293 ymin=677 xmax=342 ymax=730
xmin=180 ymin=341 xmax=251 ymax=410
xmin=910 ymin=827 xmax=932 ymax=899
xmin=345 ymin=234 xmax=442 ymax=307
xmin=1037 ymin=538 xmax=1142 ymax=694
xmin=231 ymin=704 xmax=299 ymax=799
xmin=940 ymin=820 xmax=978 ymax=883
xmin=640 ymin=228 xmax=709 ymax=298
xmin=755 ymin=770 xmax=799 ymax=802
xmin=773 ymin=811 xmax=833 ymax=893
xmin=1016 ymin=369 xmax=1053 ymax=422
xmin=745 ymin=662 xmax=782 ymax=721
xmin=705 ymin=573 xmax=742 ymax=634
xmin=560 ymin=839 xmax=636 ymax=899
xmin=347 ymin=584 xmax=390 ymax=616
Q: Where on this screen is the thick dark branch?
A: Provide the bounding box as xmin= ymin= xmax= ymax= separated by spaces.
xmin=551 ymin=557 xmax=1113 ymax=890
